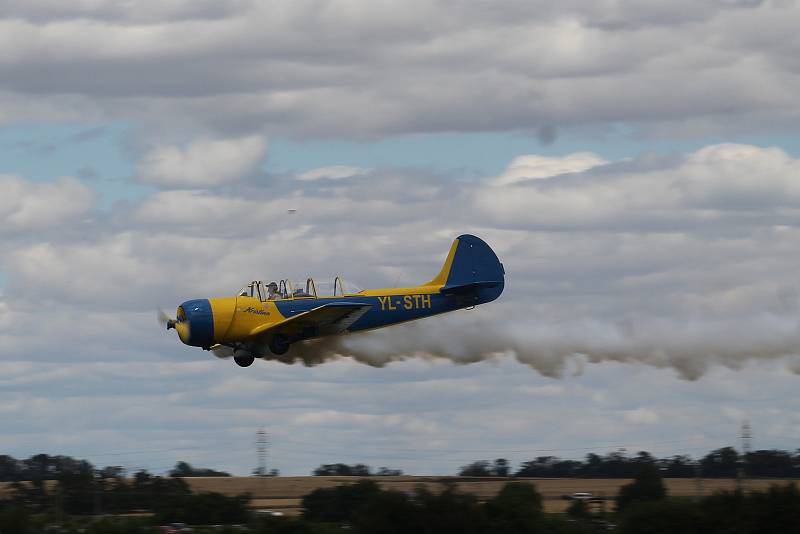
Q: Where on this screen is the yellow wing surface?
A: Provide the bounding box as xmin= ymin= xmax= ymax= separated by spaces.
xmin=250 ymin=302 xmax=372 ymax=339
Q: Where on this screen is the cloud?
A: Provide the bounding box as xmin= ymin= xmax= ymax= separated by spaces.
xmin=2 ymin=0 xmax=799 ymax=476
xmin=0 ymin=0 xmax=249 ymax=23
xmin=475 ymin=143 xmax=800 ymax=231
xmin=32 ymin=143 xmax=785 ymax=380
xmin=4 ymin=142 xmax=800 ymax=475
xmin=0 ymin=175 xmax=93 ymax=233
xmin=490 ymin=152 xmax=607 ymax=185
xmin=623 ymin=408 xmax=660 ymax=425
xmin=137 ymin=135 xmax=266 ymax=188
xmin=296 ymin=165 xmax=369 ymax=181
xmin=0 ymin=1 xmax=797 ymax=138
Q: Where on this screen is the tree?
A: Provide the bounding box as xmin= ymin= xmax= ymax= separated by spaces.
xmin=169 ymin=461 xmax=230 ymax=477
xmin=352 ymin=489 xmax=421 ymax=534
xmin=616 ymin=463 xmax=667 ymax=512
xmin=659 ymin=455 xmax=695 ymax=478
xmin=154 ymin=491 xmax=251 ymax=525
xmin=601 ymin=449 xmax=639 ymax=478
xmin=302 ymin=479 xmax=381 ymax=523
xmin=618 ymin=499 xmax=704 ymax=534
xmin=98 ymin=465 xmax=126 ymax=479
xmin=414 ymin=486 xmax=487 ymax=534
xmin=746 ymin=483 xmax=800 ymax=532
xmin=0 ymin=456 xmax=21 ymax=482
xmin=458 ymin=460 xmax=492 ymax=477
xmin=566 ymin=498 xmax=591 ymax=519
xmin=376 ymin=467 xmax=403 ymax=476
xmin=459 ymin=459 xmax=512 ymax=477
xmin=493 ymin=459 xmax=510 ymax=477
xmin=581 ymin=453 xmax=604 ymax=477
xmin=515 ymin=456 xmax=582 ymax=478
xmin=130 ymin=470 xmax=191 ymax=514
xmin=312 ymin=463 xmax=373 ymax=476
xmin=0 ymin=505 xmax=31 ymax=534
xmin=700 ymin=447 xmax=739 ymax=478
xmin=485 ymin=482 xmax=543 ymax=534
xmin=57 ymin=470 xmax=96 ymax=515
xmin=745 ymin=449 xmax=793 ymax=478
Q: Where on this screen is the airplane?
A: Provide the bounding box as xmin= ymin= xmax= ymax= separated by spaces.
xmin=160 ymin=234 xmax=505 ymax=367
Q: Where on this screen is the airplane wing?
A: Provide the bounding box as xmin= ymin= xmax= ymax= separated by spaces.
xmin=251 ymin=302 xmax=372 ymax=340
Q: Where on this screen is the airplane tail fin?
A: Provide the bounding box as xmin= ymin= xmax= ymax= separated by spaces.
xmin=427 ymin=234 xmax=505 ymax=303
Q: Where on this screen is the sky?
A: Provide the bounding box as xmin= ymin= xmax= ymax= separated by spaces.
xmin=2 ymin=0 xmax=800 ymax=476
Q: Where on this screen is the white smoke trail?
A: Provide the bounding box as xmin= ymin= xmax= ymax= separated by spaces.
xmin=250 ymin=311 xmax=800 ymax=380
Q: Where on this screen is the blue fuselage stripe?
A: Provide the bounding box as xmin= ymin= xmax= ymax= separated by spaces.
xmin=273 ymin=283 xmax=503 ymax=334
xmin=273 ymin=294 xmax=454 ymax=331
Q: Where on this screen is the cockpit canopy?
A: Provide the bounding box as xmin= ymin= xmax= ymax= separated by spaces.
xmin=238 ymin=277 xmax=360 ymax=301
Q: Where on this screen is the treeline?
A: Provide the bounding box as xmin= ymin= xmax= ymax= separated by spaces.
xmin=169 ymin=461 xmax=231 ymax=478
xmin=0 ymin=454 xmax=231 ymax=482
xmin=618 ymin=485 xmax=800 ymax=534
xmin=297 ymin=476 xmax=800 ymax=533
xmin=3 ymin=468 xmax=249 ymax=524
xmin=611 ymin=463 xmax=800 ymax=533
xmin=312 ymin=463 xmax=403 ymax=476
xmin=300 ymin=479 xmax=577 ymax=534
xmin=460 ymin=446 xmax=800 ymax=478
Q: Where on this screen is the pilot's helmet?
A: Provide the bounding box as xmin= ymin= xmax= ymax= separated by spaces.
xmin=268 ymin=282 xmax=278 ymax=292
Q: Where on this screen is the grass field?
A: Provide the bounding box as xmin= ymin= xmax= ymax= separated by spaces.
xmin=183 ymin=476 xmax=800 ymax=515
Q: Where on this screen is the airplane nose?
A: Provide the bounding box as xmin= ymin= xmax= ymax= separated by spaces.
xmin=177 ymin=299 xmax=215 ymax=348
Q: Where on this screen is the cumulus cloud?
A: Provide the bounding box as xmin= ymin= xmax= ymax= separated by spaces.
xmin=26 ymin=142 xmax=787 ymax=380
xmin=475 ymin=143 xmax=800 ymax=231
xmin=0 ymin=1 xmax=797 ymax=138
xmin=3 ymin=0 xmax=800 ymax=475
xmin=623 ymin=408 xmax=659 ymax=425
xmin=137 ymin=135 xmax=266 ymax=188
xmin=296 ymin=166 xmax=370 ymax=181
xmin=491 ymin=152 xmax=608 ymax=185
xmin=0 ymin=175 xmax=93 ymax=233
xmin=1 ymin=142 xmax=799 ymax=477
xmin=4 ymin=141 xmax=800 ymax=473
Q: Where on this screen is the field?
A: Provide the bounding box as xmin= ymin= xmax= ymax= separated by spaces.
xmin=183 ymin=476 xmax=800 ymax=515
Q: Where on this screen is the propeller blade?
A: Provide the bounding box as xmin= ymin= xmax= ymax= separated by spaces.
xmin=157 ymin=309 xmax=177 ymax=330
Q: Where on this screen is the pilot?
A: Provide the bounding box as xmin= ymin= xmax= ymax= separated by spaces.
xmin=267 ymin=282 xmax=280 ymax=300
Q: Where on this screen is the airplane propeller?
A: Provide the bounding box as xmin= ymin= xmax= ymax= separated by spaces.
xmin=157 ymin=309 xmax=178 ymax=331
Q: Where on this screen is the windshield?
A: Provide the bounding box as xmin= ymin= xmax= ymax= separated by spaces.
xmin=237 ymin=277 xmax=363 ymax=300
xmin=238 ymin=281 xmax=263 ymax=300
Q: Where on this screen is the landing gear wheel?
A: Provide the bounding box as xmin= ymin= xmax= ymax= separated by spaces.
xmin=234 ymin=354 xmax=255 ymax=367
xmin=269 ymin=334 xmax=291 ymax=355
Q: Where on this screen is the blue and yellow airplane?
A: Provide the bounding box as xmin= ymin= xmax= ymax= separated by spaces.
xmin=161 ymin=234 xmax=504 ymax=367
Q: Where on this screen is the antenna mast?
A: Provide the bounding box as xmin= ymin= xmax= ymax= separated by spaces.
xmin=737 ymin=420 xmax=752 ymax=491
xmin=256 ymin=428 xmax=268 ymax=477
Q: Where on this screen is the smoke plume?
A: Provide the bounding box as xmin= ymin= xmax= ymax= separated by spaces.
xmin=237 ymin=311 xmax=800 ymax=380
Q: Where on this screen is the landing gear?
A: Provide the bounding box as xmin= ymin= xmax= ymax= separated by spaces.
xmin=269 ymin=334 xmax=291 ymax=355
xmin=234 ymin=354 xmax=255 ymax=367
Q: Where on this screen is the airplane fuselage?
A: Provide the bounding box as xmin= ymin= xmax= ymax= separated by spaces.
xmin=177 ymin=282 xmax=503 ymax=349
xmin=167 ymin=234 xmax=506 ymax=365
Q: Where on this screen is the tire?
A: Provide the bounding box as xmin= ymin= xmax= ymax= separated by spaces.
xmin=269 ymin=334 xmax=290 ymax=355
xmin=234 ymin=354 xmax=255 ymax=367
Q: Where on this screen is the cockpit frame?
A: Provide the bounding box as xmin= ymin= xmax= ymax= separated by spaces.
xmin=239 ymin=276 xmax=354 ymax=302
